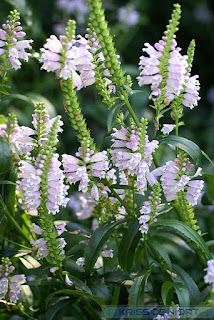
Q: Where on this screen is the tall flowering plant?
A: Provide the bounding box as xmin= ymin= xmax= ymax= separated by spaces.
xmin=0 ymin=2 xmax=214 ymax=319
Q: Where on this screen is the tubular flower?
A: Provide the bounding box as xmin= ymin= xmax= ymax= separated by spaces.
xmin=40 ymin=34 xmax=95 ymax=89
xmin=204 ymin=259 xmax=214 ymax=287
xmin=0 ymin=10 xmax=33 ymax=70
xmin=9 ymin=125 xmax=35 ymax=155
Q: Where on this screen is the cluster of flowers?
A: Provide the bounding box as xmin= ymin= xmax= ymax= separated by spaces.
xmin=31 ymin=223 xmax=67 ymax=260
xmin=11 ymin=105 xmax=70 ymax=261
xmin=156 ymin=154 xmax=204 ymax=206
xmin=16 ymin=112 xmax=69 ymax=214
xmin=18 ymin=153 xmax=69 ymax=214
xmin=111 ymin=125 xmax=158 ymax=194
xmin=40 ymin=34 xmax=95 ymax=89
xmin=63 ymin=147 xmax=109 ymax=199
xmin=0 ymin=10 xmax=33 ymax=70
xmin=138 ymin=152 xmax=204 ymax=234
xmin=0 ymin=118 xmax=35 ymax=160
xmin=137 ymin=36 xmax=200 ymax=108
xmin=0 ymin=258 xmax=26 ymax=303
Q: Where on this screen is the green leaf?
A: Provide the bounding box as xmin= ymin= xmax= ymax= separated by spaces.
xmin=204 ymin=173 xmax=214 ymax=204
xmin=206 ymin=240 xmax=214 ymax=248
xmin=0 ymin=139 xmax=11 ymax=179
xmin=87 ymin=273 xmax=111 ymax=303
xmin=118 ymin=219 xmax=141 ymax=272
xmin=104 ymin=270 xmax=131 ymax=283
xmin=161 ymin=281 xmax=190 ymax=306
xmin=66 ymin=243 xmax=86 ymax=256
xmin=66 ymin=222 xmax=91 ymax=235
xmin=161 ymin=281 xmax=174 ymax=305
xmin=3 ymin=171 xmax=17 ymax=216
xmin=148 ymin=239 xmax=172 ymax=271
xmin=7 ymin=93 xmax=34 ymax=106
xmin=67 ymin=274 xmax=92 ymax=294
xmin=107 ymin=103 xmax=123 ymax=132
xmin=151 ymin=220 xmax=212 ymax=260
xmin=46 ymin=289 xmax=105 ymax=309
xmin=84 ymin=220 xmax=124 ymax=275
xmin=0 ymin=180 xmax=16 ymax=185
xmin=172 ymin=264 xmax=200 ymax=304
xmin=110 ymin=184 xmax=135 ymax=190
xmin=160 ymin=135 xmax=201 ymax=167
xmin=128 ymin=270 xmax=150 ymax=306
xmin=201 ymin=150 xmax=214 ymax=168
xmin=45 ymin=298 xmax=71 ymax=320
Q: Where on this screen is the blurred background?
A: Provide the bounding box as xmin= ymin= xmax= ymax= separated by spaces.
xmin=0 ymin=0 xmax=214 ymax=164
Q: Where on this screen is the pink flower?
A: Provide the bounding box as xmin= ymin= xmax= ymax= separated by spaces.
xmin=161 ymin=124 xmax=174 ymax=135
xmin=204 ymin=259 xmax=214 ymax=287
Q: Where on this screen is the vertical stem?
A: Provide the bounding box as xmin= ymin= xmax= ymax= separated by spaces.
xmin=143 ymin=234 xmax=149 ymax=268
xmin=119 ymin=88 xmax=140 ymax=128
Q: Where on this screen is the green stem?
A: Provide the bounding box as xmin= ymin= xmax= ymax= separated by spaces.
xmin=120 ymin=88 xmax=140 ymax=127
xmin=2 ymin=237 xmax=31 ymax=250
xmin=175 ymin=118 xmax=179 ymax=137
xmin=143 ymin=234 xmax=149 ymax=269
xmin=0 ymin=195 xmax=30 ymax=244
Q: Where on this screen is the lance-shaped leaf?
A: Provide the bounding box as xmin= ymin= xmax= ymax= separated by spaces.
xmin=172 ymin=264 xmax=200 ymax=304
xmin=151 ymin=220 xmax=212 ymax=260
xmin=128 ymin=270 xmax=150 ymax=306
xmin=148 ymin=239 xmax=172 ymax=271
xmin=84 ymin=220 xmax=124 ymax=274
xmin=162 ymin=281 xmax=190 ymax=306
xmin=160 ymin=135 xmax=201 ymax=167
xmin=46 ymin=289 xmax=105 ymax=309
xmin=118 ymin=219 xmax=141 ymax=272
xmin=0 ymin=139 xmax=11 ymax=179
